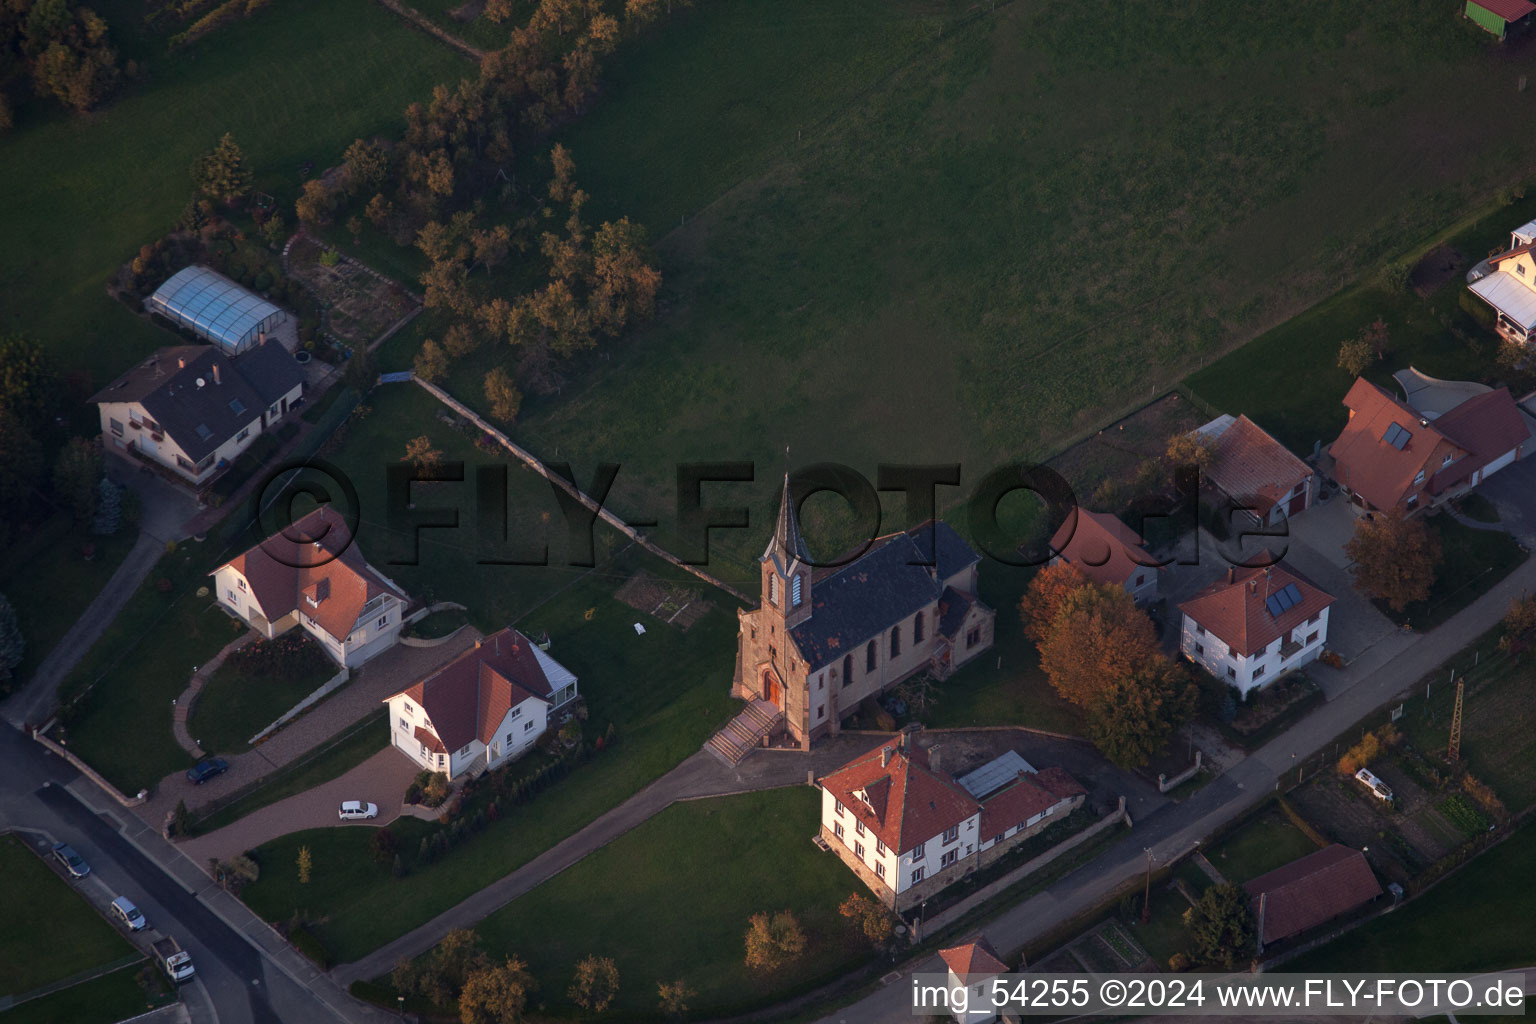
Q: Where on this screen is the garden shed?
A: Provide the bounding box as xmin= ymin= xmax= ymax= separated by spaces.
xmin=146 ymin=265 xmax=287 ymax=355
xmin=1465 ymin=0 xmax=1535 ymax=39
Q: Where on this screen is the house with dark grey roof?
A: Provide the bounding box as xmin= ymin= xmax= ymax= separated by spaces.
xmin=725 ymin=475 xmax=994 ymax=754
xmin=383 ymin=627 xmax=579 ymax=780
xmin=91 ymin=340 xmax=305 ymax=487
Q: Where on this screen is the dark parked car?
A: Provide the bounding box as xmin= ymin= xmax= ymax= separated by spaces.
xmin=186 ymin=757 xmax=229 ymax=784
xmin=52 ymin=842 xmax=90 ymax=879
xmin=877 ymin=693 xmax=908 ymax=718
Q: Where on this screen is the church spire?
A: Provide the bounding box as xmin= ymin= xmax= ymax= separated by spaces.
xmin=763 ymin=471 xmax=811 ymax=567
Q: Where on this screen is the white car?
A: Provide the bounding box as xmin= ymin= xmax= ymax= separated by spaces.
xmin=111 ymin=896 xmax=147 ymax=932
xmin=338 ymin=800 xmax=379 ymax=821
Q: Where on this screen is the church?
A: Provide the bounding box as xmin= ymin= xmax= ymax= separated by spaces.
xmin=730 ymin=476 xmax=996 ymax=750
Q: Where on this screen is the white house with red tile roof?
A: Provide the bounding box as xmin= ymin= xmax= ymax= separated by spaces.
xmin=1049 ymin=509 xmax=1159 ymax=603
xmin=1194 ymin=414 xmax=1314 ymax=526
xmin=384 ymin=627 xmax=579 ymax=780
xmin=212 ymin=506 xmax=408 ymax=668
xmin=1178 ymin=561 xmax=1334 ymax=698
xmin=818 ymin=736 xmax=1085 ymax=910
xmin=939 ymin=933 xmax=1009 ymax=1023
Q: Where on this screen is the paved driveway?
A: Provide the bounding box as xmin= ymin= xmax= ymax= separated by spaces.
xmin=180 ymin=747 xmax=423 ymax=864
xmin=1476 ymin=454 xmax=1536 ymax=544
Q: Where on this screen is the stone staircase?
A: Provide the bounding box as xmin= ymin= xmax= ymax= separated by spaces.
xmin=704 ymin=699 xmax=783 ymax=766
xmin=464 ymin=750 xmax=490 ymax=780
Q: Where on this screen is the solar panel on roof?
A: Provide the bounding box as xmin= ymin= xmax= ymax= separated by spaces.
xmin=1382 ymin=422 xmax=1411 ymax=450
xmin=229 ymin=398 xmax=246 ymax=415
xmin=1264 ymin=582 xmax=1303 ymax=618
xmin=956 ymin=750 xmax=1037 ymax=799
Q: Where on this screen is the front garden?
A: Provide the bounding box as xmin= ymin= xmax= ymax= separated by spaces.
xmin=187 ymin=633 xmax=340 ymax=755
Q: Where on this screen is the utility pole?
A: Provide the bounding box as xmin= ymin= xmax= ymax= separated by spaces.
xmin=1448 ymin=677 xmax=1465 ymax=763
xmin=1142 ymin=847 xmax=1152 ymax=924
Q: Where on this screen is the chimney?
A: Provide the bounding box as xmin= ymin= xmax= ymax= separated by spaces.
xmin=475 ymin=638 xmax=483 ymax=649
xmin=880 ymin=746 xmax=892 ymax=768
xmin=212 ymin=363 xmax=221 ymax=385
xmin=177 ymin=356 xmax=186 ymax=370
xmin=1226 ymin=566 xmax=1235 ymax=584
xmin=1249 ymin=579 xmax=1258 ymax=593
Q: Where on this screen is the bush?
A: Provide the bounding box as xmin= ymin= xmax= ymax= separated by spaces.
xmin=289 ymin=925 xmax=332 ymax=968
xmin=1168 ymin=952 xmax=1192 ymax=972
xmin=1460 ymin=287 xmax=1496 ymax=326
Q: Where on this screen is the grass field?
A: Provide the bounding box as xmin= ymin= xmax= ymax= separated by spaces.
xmin=396 ymin=788 xmax=871 ymax=1017
xmin=0 ymin=0 xmax=465 ymax=377
xmin=1205 ymin=805 xmax=1324 ymax=885
xmin=0 ymin=835 xmax=134 ymax=995
xmin=1379 ymin=515 xmax=1528 ymax=632
xmin=0 ymin=516 xmax=138 ymax=695
xmin=373 ymin=0 xmax=1536 ymax=580
xmin=187 ymin=636 xmax=340 ymax=754
xmin=1288 ymin=821 xmax=1536 ymax=973
xmin=0 ymin=962 xmax=165 ymax=1024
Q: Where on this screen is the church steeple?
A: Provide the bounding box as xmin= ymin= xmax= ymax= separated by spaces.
xmin=762 ymin=472 xmax=812 ymax=625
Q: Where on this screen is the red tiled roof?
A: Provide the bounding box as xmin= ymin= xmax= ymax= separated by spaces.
xmin=939 ymin=934 xmax=1008 ymax=981
xmin=217 ymin=506 xmax=404 ymax=644
xmin=820 ymin=740 xmax=980 ymax=855
xmin=392 ymin=628 xmax=559 ymax=752
xmin=1204 ymin=416 xmax=1312 ymax=517
xmin=1245 ymin=844 xmax=1382 ymax=944
xmin=1489 ymin=240 xmax=1536 ymax=264
xmin=413 ymin=725 xmax=446 ymax=755
xmin=1177 ymin=561 xmax=1334 ymax=658
xmin=1327 ymin=378 xmax=1468 ymax=512
xmin=1050 ymin=509 xmax=1157 ymax=588
xmin=1430 ymin=388 xmax=1530 ymax=490
xmin=977 ymin=768 xmax=1083 ymax=838
xmin=1033 ymin=765 xmax=1088 ymax=802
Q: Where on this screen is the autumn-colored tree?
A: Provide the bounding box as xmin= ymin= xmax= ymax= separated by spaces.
xmin=1084 ymin=658 xmax=1197 ymax=768
xmin=53 ymin=437 xmax=102 ymax=523
xmin=1344 ymin=508 xmax=1441 ymax=612
xmin=838 ymin=893 xmax=894 ymax=945
xmin=743 ymin=910 xmax=806 ymax=972
xmin=1337 ymin=731 xmax=1382 ymax=776
xmin=460 ymin=957 xmax=536 ymax=1024
xmin=343 ymin=137 xmax=389 ymax=196
xmin=296 ymin=845 xmax=312 ymax=884
xmin=1164 ymin=431 xmax=1216 ymax=472
xmin=1036 ymin=583 xmax=1160 ymax=707
xmin=1498 ymin=595 xmax=1536 ymax=658
xmin=397 ymin=929 xmax=491 ymax=1008
xmin=568 ymin=954 xmax=619 ymax=1013
xmin=657 ymin=979 xmax=695 ymax=1021
xmin=1018 ymin=560 xmax=1090 ymax=644
xmin=1360 ymin=316 xmax=1391 ymax=359
xmin=27 ymin=6 xmax=120 ymax=114
xmin=414 ymin=339 xmax=450 ymax=382
xmin=295 ymin=179 xmax=338 ymax=226
xmin=365 ymin=192 xmax=393 ymax=228
xmin=403 ymin=435 xmax=444 ymax=472
xmin=484 ymin=366 xmax=522 ymax=422
xmin=589 ymin=217 xmax=661 ymax=336
xmin=444 ymin=321 xmax=481 ymax=358
xmin=1337 ymin=335 xmax=1372 ymax=378
xmin=346 ymin=215 xmax=363 ymax=244
xmin=193 ymin=132 xmax=253 ymax=202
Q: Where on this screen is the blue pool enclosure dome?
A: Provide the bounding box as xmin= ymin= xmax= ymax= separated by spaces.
xmin=145 ymin=265 xmax=287 ymax=355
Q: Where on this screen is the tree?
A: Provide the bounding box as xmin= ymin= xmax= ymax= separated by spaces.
xmin=193 ymin=133 xmax=253 ymax=203
xmin=297 ymin=845 xmax=312 ymax=884
xmin=0 ymin=410 xmax=44 ymax=523
xmin=343 ymin=137 xmax=389 ymax=196
xmin=53 ymin=437 xmax=101 ymax=522
xmin=838 ymin=893 xmax=893 ymax=945
xmin=403 ymin=435 xmax=444 ymax=472
xmin=169 ymin=798 xmax=190 ymax=838
xmin=1360 ymin=317 xmax=1391 ymax=359
xmin=344 ymin=346 xmax=376 ymax=392
xmin=657 ymin=979 xmax=695 ymax=1020
xmin=1018 ymin=560 xmax=1090 ymax=644
xmin=295 ymin=179 xmax=338 ymax=226
xmin=261 ymin=213 xmax=287 ymax=248
xmin=1344 ymin=508 xmax=1441 ymax=612
xmin=414 ymin=338 xmax=449 ymax=382
xmin=346 ymin=215 xmax=363 ymax=244
xmin=484 ymin=366 xmax=522 ymax=422
xmin=1498 ymin=595 xmax=1536 ymax=658
xmin=743 ymin=910 xmax=806 ymax=972
xmin=1084 ymin=658 xmax=1197 ymax=768
xmin=444 ymin=321 xmax=480 ymax=357
xmin=91 ymin=477 xmax=123 ymax=536
xmin=459 ymin=956 xmax=535 ymax=1024
xmin=588 ymin=217 xmax=661 ymax=337
xmin=370 ymin=827 xmax=398 ymax=866
xmin=568 ymin=954 xmax=619 ymax=1013
xmin=0 ymin=334 xmax=57 ymax=431
xmin=1183 ymin=884 xmax=1256 ymax=969
xmin=397 ymin=929 xmax=490 ymax=1007
xmin=1164 ymin=431 xmax=1216 ymax=472
xmin=365 ymin=193 xmax=393 ymax=228
xmin=1036 ymin=583 xmax=1161 ymax=707
xmin=1337 ymin=334 xmax=1372 ymax=377
xmin=0 ymin=593 xmax=24 ymax=690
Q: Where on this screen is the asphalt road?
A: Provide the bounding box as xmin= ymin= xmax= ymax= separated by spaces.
xmin=0 ymin=726 xmax=343 ymax=1024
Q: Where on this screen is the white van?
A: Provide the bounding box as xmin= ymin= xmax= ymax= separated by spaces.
xmin=1354 ymin=767 xmax=1394 ymax=803
xmin=111 ymin=896 xmax=147 ymax=932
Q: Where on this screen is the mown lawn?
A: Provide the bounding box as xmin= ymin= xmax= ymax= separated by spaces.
xmin=1288 ymin=821 xmax=1536 ymax=973
xmin=389 ymin=788 xmax=871 ymax=1017
xmin=55 ymin=542 xmax=246 ymax=793
xmin=1377 ymin=514 xmax=1528 ymax=632
xmin=0 ymin=516 xmax=138 ymax=696
xmin=1205 ymin=805 xmax=1324 ymax=885
xmin=239 ymin=553 xmax=740 ymax=963
xmin=0 ymin=0 xmax=466 ymax=377
xmin=0 ymin=961 xmax=167 ymax=1024
xmin=187 ymin=635 xmax=341 ymax=755
xmin=0 ymin=835 xmax=134 ymax=995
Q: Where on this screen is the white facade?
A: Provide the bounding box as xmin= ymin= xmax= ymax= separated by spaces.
xmin=386 ymin=690 xmax=550 ymax=779
xmin=819 ymin=787 xmax=980 ymax=899
xmin=212 ymin=563 xmax=406 ymax=669
xmin=1180 ymin=605 xmax=1330 ymax=698
xmin=99 ymin=381 xmax=301 ymax=485
xmin=946 ymin=969 xmax=1000 ymax=1024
